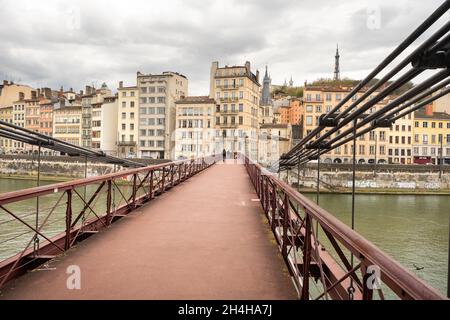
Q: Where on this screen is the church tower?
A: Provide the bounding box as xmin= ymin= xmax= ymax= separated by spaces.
xmin=334 ymin=44 xmax=340 ymax=81
xmin=261 ymin=65 xmax=272 ymax=105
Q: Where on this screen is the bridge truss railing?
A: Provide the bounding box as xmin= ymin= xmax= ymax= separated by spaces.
xmin=244 ymin=155 xmax=446 ymax=300
xmin=0 ymin=156 xmax=216 ymax=289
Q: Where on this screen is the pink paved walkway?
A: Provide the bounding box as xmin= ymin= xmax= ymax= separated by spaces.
xmin=0 ymin=161 xmax=297 ymax=299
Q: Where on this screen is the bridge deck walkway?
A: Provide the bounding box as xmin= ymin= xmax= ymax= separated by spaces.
xmin=0 ymin=159 xmax=297 ymax=299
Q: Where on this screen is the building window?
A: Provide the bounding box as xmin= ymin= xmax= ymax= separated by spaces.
xmin=423 ymin=121 xmax=428 ymax=128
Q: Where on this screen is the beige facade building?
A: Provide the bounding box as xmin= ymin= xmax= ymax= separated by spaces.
xmin=53 ymin=104 xmax=83 ymax=147
xmin=303 ymin=85 xmax=389 ymax=164
xmin=137 ymin=71 xmax=188 ymax=159
xmin=117 ymin=83 xmax=138 ymax=158
xmin=81 ymin=84 xmax=112 ymax=149
xmin=432 ymin=90 xmax=450 ymax=114
xmin=258 ymin=123 xmax=292 ymax=166
xmin=412 ymin=104 xmax=450 ymax=164
xmin=0 ymin=80 xmax=33 ymax=108
xmin=174 ymin=96 xmax=216 ymax=159
xmin=0 ymin=106 xmax=13 ymax=153
xmin=209 ymin=61 xmax=261 ymax=159
xmin=388 ymin=110 xmax=414 ymax=164
xmin=91 ymin=96 xmax=118 ymax=155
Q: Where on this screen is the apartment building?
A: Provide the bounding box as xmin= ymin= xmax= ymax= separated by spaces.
xmin=11 ymin=94 xmax=27 ymax=152
xmin=0 ymin=106 xmax=13 ymax=153
xmin=81 ymin=84 xmax=112 ymax=149
xmin=388 ymin=110 xmax=414 ymax=164
xmin=1 ymin=81 xmax=41 ymax=153
xmin=137 ymin=71 xmax=188 ymax=159
xmin=279 ymin=98 xmax=303 ymax=125
xmin=39 ymin=99 xmax=54 ymax=137
xmin=303 ymin=85 xmax=389 ymax=164
xmin=53 ymin=104 xmax=83 ymax=147
xmin=258 ymin=123 xmax=292 ymax=166
xmin=91 ymin=96 xmax=118 ymax=155
xmin=412 ymin=104 xmax=450 ymax=164
xmin=174 ymin=96 xmax=216 ymax=159
xmin=210 ymin=61 xmax=261 ymax=159
xmin=117 ymin=82 xmax=138 ymax=158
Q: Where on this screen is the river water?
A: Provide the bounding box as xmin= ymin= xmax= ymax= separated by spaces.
xmin=0 ymin=178 xmax=449 ymax=296
xmin=303 ymin=192 xmax=449 ymax=297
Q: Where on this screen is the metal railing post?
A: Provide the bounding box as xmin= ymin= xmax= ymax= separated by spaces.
xmin=106 ymin=180 xmax=112 ymax=225
xmin=132 ymin=173 xmax=137 ymax=208
xmin=282 ymin=194 xmax=289 ymax=258
xmin=65 ymin=189 xmax=73 ymax=250
xmin=301 ymin=214 xmax=312 ymax=300
xmin=149 ymin=170 xmax=154 ymax=199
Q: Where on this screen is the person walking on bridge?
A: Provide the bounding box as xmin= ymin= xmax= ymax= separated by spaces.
xmin=222 ymin=149 xmax=226 ymax=163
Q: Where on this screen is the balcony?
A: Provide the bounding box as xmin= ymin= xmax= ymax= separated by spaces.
xmin=117 ymin=141 xmax=136 ymax=146
xmin=219 ymin=109 xmax=239 ymax=115
xmin=219 ymin=123 xmax=239 ymax=129
xmin=219 ymin=97 xmax=239 ymax=103
xmin=216 ymin=84 xmax=242 ymax=90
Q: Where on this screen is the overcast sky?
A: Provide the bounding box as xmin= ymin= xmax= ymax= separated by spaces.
xmin=0 ymin=0 xmax=448 ymax=95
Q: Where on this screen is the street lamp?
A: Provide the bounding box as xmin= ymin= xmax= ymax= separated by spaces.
xmin=374 ymin=132 xmax=377 ymax=177
xmin=439 ymin=134 xmax=446 ymax=179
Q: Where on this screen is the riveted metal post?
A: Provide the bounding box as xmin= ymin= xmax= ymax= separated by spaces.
xmin=301 ymin=214 xmax=312 ymax=300
xmin=65 ymin=189 xmax=73 ymax=250
xmin=149 ymin=170 xmax=154 ymax=199
xmin=106 ymin=180 xmax=112 ymax=225
xmin=282 ymin=193 xmax=289 ymax=258
xmin=132 ymin=173 xmax=137 ymax=208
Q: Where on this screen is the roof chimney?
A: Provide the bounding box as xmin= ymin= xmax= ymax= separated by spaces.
xmin=80 ymin=90 xmax=84 ymax=95
xmin=3 ymin=80 xmax=8 ymax=86
xmin=60 ymin=86 xmax=64 ymax=93
xmin=424 ymin=103 xmax=434 ymax=116
xmin=119 ymin=81 xmax=123 ymax=89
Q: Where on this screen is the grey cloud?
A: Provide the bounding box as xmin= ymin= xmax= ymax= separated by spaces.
xmin=0 ymin=0 xmax=447 ymax=95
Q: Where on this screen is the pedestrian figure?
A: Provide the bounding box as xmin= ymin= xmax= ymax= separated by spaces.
xmin=222 ymin=149 xmax=226 ymax=163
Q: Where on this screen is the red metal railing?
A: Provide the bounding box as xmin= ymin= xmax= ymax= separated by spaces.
xmin=244 ymin=155 xmax=446 ymax=300
xmin=0 ymin=156 xmax=216 ymax=288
